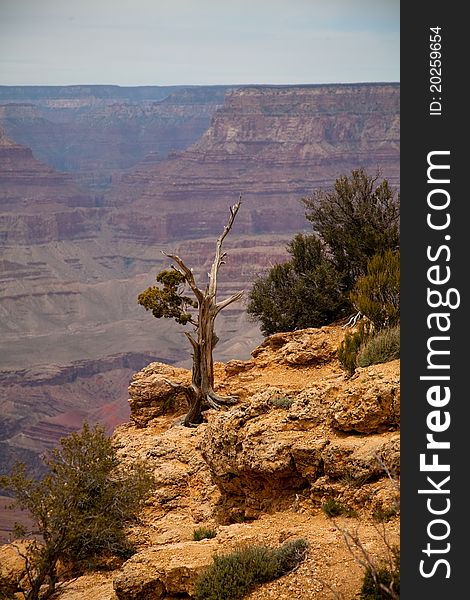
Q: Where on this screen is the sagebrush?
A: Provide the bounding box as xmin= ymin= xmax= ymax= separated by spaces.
xmin=337 ymin=321 xmax=372 ymax=376
xmin=194 ymin=538 xmax=309 ymax=600
xmin=193 ymin=527 xmax=217 ymax=541
xmin=350 ymin=251 xmax=400 ymax=331
xmin=356 ymin=326 xmax=400 ymax=368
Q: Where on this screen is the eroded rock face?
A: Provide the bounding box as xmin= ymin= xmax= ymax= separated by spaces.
xmin=329 ymin=363 xmax=400 ymax=433
xmin=113 ymin=420 xmax=220 ymax=527
xmin=251 ymin=327 xmax=341 ymax=366
xmin=1 ymin=84 xmax=399 ymax=490
xmin=127 ymin=362 xmax=192 ymax=427
xmin=199 ymin=394 xmax=399 ymax=519
xmin=0 ymin=540 xmax=35 ymax=591
xmin=199 ymin=394 xmax=326 ymax=518
xmin=1 ymin=327 xmax=400 ymax=600
xmin=197 ymin=333 xmax=400 ymax=519
xmin=115 ymin=327 xmax=400 ymax=523
xmin=0 ymin=86 xmax=230 ymax=193
xmin=321 ymin=433 xmax=400 ymax=481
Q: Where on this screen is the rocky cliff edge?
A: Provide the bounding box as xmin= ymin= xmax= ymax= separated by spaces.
xmin=1 ymin=325 xmax=400 ymax=599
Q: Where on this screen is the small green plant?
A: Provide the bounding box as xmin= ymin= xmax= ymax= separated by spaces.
xmin=270 ymin=396 xmax=294 ymax=409
xmin=321 ymin=498 xmax=344 ymax=517
xmin=193 ymin=527 xmax=217 ymax=541
xmin=230 ymin=512 xmax=246 ymax=524
xmin=372 ymin=506 xmax=399 ymax=523
xmin=356 ymin=325 xmax=400 ymax=368
xmin=273 ymin=538 xmax=310 ymax=575
xmin=337 ymin=320 xmax=371 ymax=376
xmin=194 ymin=538 xmax=309 ymax=600
xmin=321 ymin=498 xmax=356 ymax=518
xmin=350 ymin=250 xmax=400 ymax=331
xmin=360 ymin=546 xmax=400 ymax=599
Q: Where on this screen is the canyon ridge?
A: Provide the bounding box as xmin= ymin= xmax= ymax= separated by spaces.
xmin=0 ymin=83 xmax=399 ymax=493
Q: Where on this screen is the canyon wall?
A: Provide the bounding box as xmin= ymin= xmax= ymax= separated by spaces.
xmin=0 ymin=85 xmax=231 ymax=193
xmin=0 ymin=83 xmax=399 ymax=476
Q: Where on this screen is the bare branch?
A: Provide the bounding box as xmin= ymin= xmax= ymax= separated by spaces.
xmin=208 ymin=196 xmax=242 ymax=298
xmin=208 ymin=390 xmax=239 ymax=405
xmin=183 ymin=331 xmax=199 ymax=351
xmin=161 ymin=378 xmax=182 ymax=389
xmin=342 ymin=311 xmax=362 ymax=328
xmin=333 ymin=520 xmax=399 ymax=600
xmin=143 ymin=200 xmax=243 ymax=427
xmin=162 ymin=251 xmax=204 ymax=303
xmin=204 ymin=396 xmax=221 ymax=410
xmin=214 ymin=290 xmax=244 ymax=314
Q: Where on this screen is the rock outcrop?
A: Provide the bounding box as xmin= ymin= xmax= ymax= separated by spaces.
xmin=0 ymin=84 xmax=399 ymax=504
xmin=1 ymin=325 xmax=400 ymax=599
xmin=113 ymin=540 xmax=219 ymax=600
xmin=198 ymin=328 xmax=400 ymax=519
xmin=127 ymin=362 xmax=193 ymax=427
xmin=109 ymin=325 xmax=400 ymax=599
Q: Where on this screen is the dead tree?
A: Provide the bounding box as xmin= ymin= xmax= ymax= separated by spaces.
xmin=138 ymin=198 xmax=244 ymax=426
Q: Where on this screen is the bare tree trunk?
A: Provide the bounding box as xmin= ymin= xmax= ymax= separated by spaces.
xmin=182 ymin=297 xmax=238 ymax=426
xmin=167 ymin=199 xmax=244 ymax=426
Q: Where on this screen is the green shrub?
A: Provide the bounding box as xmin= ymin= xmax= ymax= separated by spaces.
xmin=273 ymin=538 xmax=310 ymax=576
xmin=360 ymin=547 xmax=400 ymax=599
xmin=248 ymin=170 xmax=400 ymax=336
xmin=194 ymin=538 xmax=309 ymax=600
xmin=356 ymin=326 xmax=400 ymax=368
xmin=350 ymin=251 xmax=400 ymax=331
xmin=304 ymin=169 xmax=400 ymax=289
xmin=193 ymin=527 xmax=217 ymax=541
xmin=321 ymin=498 xmax=357 ymax=518
xmin=247 ymin=234 xmax=349 ymax=336
xmin=0 ymin=423 xmax=154 ymax=600
xmin=270 ymin=396 xmax=294 ymax=409
xmin=322 ymin=498 xmax=344 ymax=517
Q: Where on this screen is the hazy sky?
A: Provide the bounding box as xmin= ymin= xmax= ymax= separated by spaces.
xmin=0 ymin=0 xmax=399 ymax=86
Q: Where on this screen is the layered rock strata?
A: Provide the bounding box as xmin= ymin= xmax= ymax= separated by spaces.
xmin=0 ymin=83 xmax=399 ymax=493
xmin=0 ymin=86 xmax=232 ymax=192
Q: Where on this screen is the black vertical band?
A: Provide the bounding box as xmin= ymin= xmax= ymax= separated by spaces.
xmin=401 ymin=3 xmax=466 ymax=596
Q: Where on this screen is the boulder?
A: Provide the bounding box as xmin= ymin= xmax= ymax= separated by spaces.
xmin=329 ymin=361 xmax=400 ymax=433
xmin=113 ymin=540 xmax=219 ymax=599
xmin=251 ymin=326 xmax=343 ymax=367
xmin=127 ymin=362 xmax=192 ymax=426
xmin=322 ymin=433 xmax=400 ymax=481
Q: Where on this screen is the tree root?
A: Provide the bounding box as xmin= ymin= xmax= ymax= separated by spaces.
xmin=204 ymin=396 xmax=221 ymax=410
xmin=163 ymin=382 xmax=239 ymax=426
xmin=207 ymin=390 xmax=239 ymax=405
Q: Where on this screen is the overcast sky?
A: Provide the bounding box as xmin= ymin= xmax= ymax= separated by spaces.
xmin=0 ymin=0 xmax=399 ymax=86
